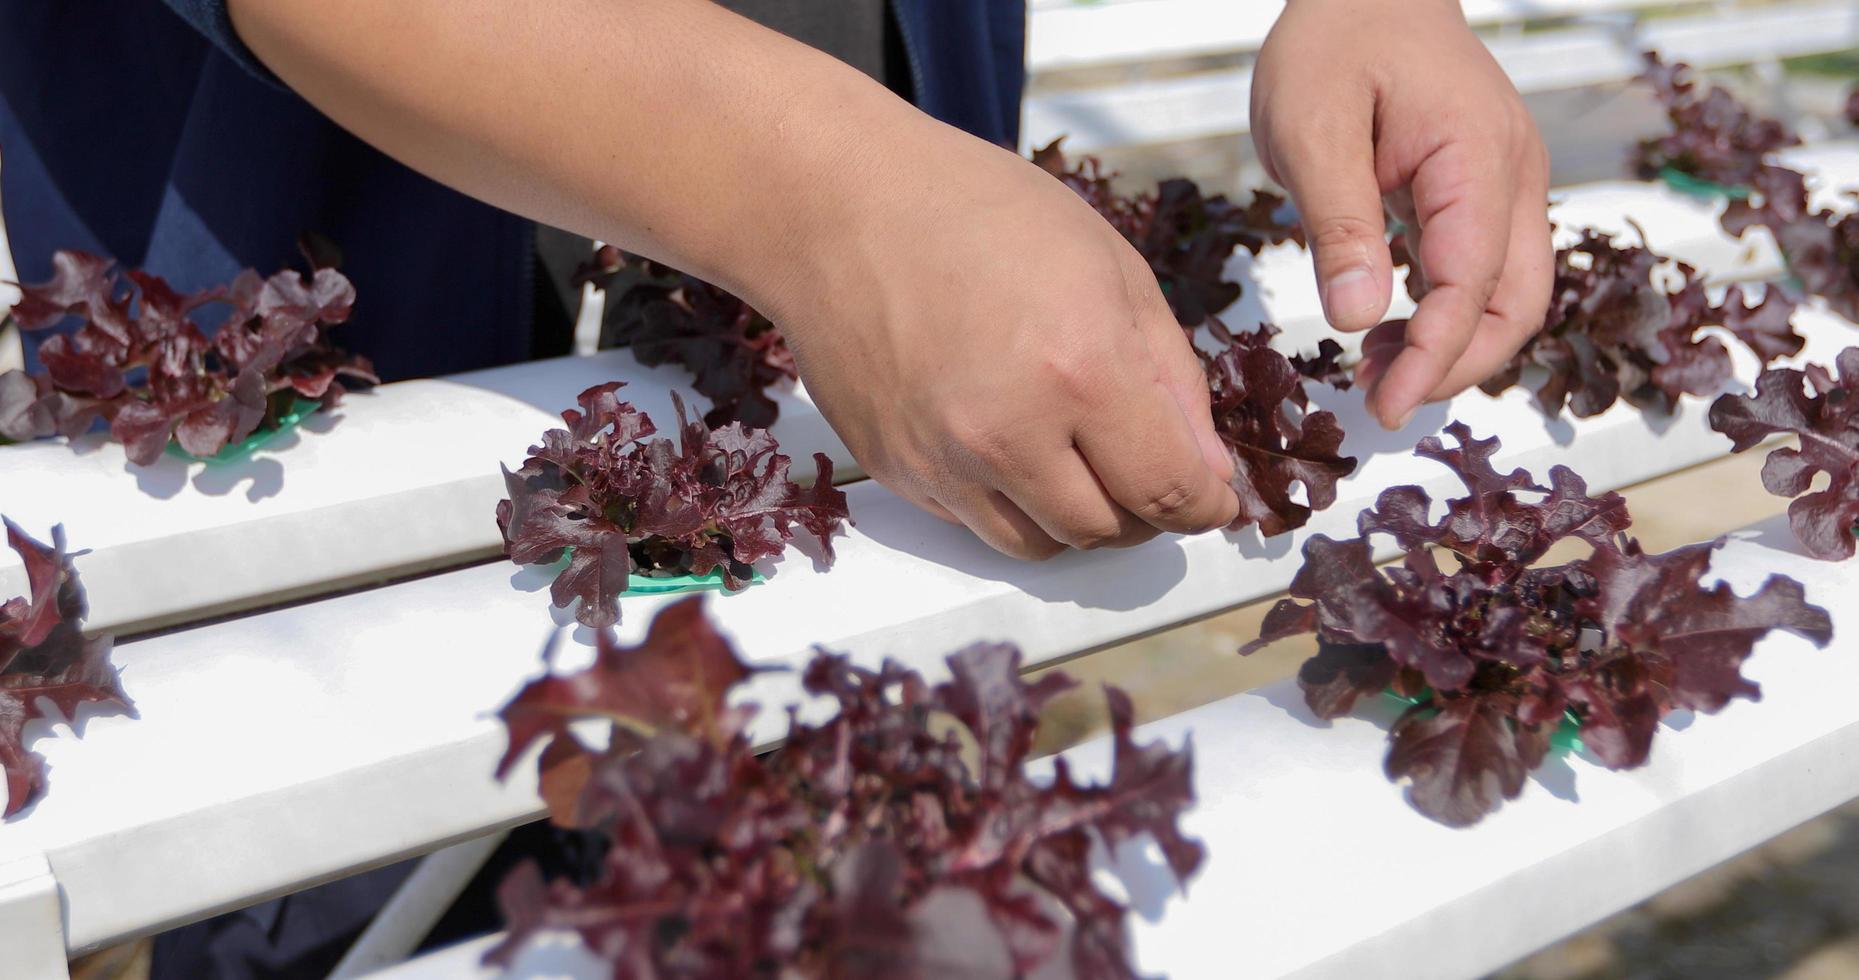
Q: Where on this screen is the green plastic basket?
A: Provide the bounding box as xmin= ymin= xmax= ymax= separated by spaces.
xmin=1381 ymin=689 xmax=1584 ymax=755
xmin=1658 ymin=166 xmax=1751 ymax=202
xmin=626 ymin=567 xmax=766 ymax=596
xmin=166 ymin=398 xmax=322 ymax=465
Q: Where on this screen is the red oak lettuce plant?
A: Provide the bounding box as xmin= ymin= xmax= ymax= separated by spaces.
xmin=1032 ymin=139 xmax=1305 ymax=330
xmin=1205 ymin=325 xmax=1357 ymax=536
xmin=1723 ymin=173 xmax=1859 ymax=323
xmin=580 ymin=248 xmax=797 ymax=430
xmin=0 ymin=248 xmax=376 ymax=465
xmin=1241 ymin=423 xmax=1832 ymax=826
xmin=1477 ymin=230 xmax=1802 ymax=418
xmin=1709 ymin=347 xmax=1859 ymax=561
xmin=497 ymin=382 xmax=849 ymax=629
xmin=1 ymin=518 xmax=128 ymax=817
xmin=494 ymin=596 xmax=1202 ymax=979
xmin=1631 ymin=51 xmax=1801 ymax=193
xmin=1634 ymin=53 xmax=1859 ymax=320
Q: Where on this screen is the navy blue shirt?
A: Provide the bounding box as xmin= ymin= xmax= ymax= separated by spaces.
xmin=0 ymin=0 xmax=1025 ymax=381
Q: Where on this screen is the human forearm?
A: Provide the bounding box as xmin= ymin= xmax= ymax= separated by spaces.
xmin=228 ymin=0 xmax=919 ymax=307
xmin=232 ymin=0 xmax=1244 ymax=560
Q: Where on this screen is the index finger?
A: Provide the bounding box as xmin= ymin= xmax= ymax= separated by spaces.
xmin=1367 ymin=141 xmax=1512 ymax=429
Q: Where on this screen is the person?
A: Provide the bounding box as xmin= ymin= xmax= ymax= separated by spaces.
xmin=2 ymin=0 xmax=1549 ymax=564
xmin=4 ymin=3 xmax=1552 ymax=975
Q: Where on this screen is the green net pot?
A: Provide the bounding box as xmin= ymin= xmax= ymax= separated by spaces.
xmin=626 ymin=566 xmax=767 ymax=596
xmin=1381 ymin=689 xmax=1584 ymax=755
xmin=1657 ymin=166 xmax=1751 ymax=202
xmin=166 ymin=397 xmax=323 ymax=465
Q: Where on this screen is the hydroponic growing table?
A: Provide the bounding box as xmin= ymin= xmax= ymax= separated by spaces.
xmin=374 ymin=515 xmax=1859 ymax=980
xmin=3 ymin=140 xmax=1859 ymax=980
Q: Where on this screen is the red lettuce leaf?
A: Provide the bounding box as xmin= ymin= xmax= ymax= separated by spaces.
xmin=1 ymin=249 xmax=375 ymax=464
xmin=0 ymin=518 xmax=128 ymax=817
xmin=1474 ymin=230 xmax=1801 ymax=419
xmin=491 ymin=597 xmax=1202 ymax=978
xmin=1708 ymin=347 xmax=1859 ymax=560
xmin=1630 ymin=51 xmax=1800 ymax=190
xmin=1384 ymin=698 xmax=1552 ymax=830
xmin=1204 ymin=327 xmax=1358 ymax=537
xmin=590 ymin=254 xmax=796 ymax=429
xmin=1713 ymin=164 xmax=1859 ymax=323
xmin=1242 ymin=423 xmax=1831 ymax=826
xmin=1288 ymin=338 xmax=1353 ymax=391
xmin=1636 ymin=55 xmax=1859 ymax=319
xmin=8 ymin=250 xmax=130 ymax=336
xmin=496 ymin=384 xmax=850 ymax=628
xmin=1034 ymin=138 xmax=1304 ymax=330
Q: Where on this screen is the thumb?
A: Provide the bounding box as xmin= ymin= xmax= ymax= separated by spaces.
xmin=1270 ymin=128 xmax=1394 ymax=333
xmin=1125 ymin=259 xmax=1234 ymax=484
xmin=1130 ymin=299 xmax=1234 ymax=487
xmin=1149 ymin=320 xmax=1234 ymax=483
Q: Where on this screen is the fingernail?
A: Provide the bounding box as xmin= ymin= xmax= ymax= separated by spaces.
xmin=1324 ymin=266 xmax=1378 ymax=323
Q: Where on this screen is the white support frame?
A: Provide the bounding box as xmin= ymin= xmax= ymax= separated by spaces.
xmin=0 ymin=854 xmax=66 ymax=980
xmin=328 ymin=832 xmax=509 ymax=980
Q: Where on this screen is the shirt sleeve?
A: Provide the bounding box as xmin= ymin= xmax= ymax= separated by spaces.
xmin=161 ymin=0 xmax=287 ymax=86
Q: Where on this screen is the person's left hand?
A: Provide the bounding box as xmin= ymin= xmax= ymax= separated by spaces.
xmin=1251 ymin=0 xmax=1554 ymax=429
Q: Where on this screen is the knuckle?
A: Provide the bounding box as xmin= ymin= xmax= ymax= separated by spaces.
xmin=1137 ymin=478 xmax=1205 ymax=525
xmin=943 ymin=408 xmax=1018 ymax=470
xmin=1310 ymin=216 xmax=1384 ymax=262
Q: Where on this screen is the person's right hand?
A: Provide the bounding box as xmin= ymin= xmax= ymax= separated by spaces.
xmin=758 ymin=120 xmax=1241 ymax=560
xmin=228 ymin=0 xmax=1233 ymax=561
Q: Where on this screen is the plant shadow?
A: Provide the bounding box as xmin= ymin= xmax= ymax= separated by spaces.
xmin=1727 ymin=513 xmax=1798 ymax=554
xmin=6 ymin=691 xmax=140 ymax=821
xmin=190 ymin=457 xmax=285 ymax=502
xmin=1257 ymin=679 xmax=1331 ymax=732
xmin=1094 ymin=831 xmax=1180 ymax=924
xmin=1531 ymin=751 xmax=1581 ymax=804
xmin=1229 ymin=523 xmax=1295 ymax=562
xmin=1259 ymin=675 xmax=1588 ymax=807
xmin=123 ymin=414 xmax=345 ymax=503
xmin=129 ymin=456 xmax=189 ymax=499
xmin=129 ymin=452 xmax=286 ymax=503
